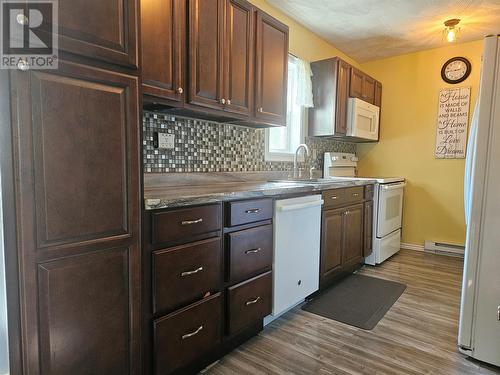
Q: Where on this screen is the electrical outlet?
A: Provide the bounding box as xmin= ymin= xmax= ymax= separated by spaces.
xmin=158 ymin=133 xmax=175 ymax=149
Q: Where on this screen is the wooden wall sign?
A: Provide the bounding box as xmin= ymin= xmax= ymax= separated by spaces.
xmin=435 ymin=87 xmax=471 ymax=159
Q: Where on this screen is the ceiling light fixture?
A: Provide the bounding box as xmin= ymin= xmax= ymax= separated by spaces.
xmin=443 ymin=19 xmax=461 ymax=43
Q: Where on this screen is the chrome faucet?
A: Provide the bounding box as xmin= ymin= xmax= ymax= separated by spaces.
xmin=293 ymin=144 xmax=310 ymax=179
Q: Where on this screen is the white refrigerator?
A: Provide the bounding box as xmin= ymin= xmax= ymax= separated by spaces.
xmin=459 ymin=35 xmax=500 ymax=367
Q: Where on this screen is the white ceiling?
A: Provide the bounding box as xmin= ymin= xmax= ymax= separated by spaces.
xmin=267 ymin=0 xmax=500 ymax=62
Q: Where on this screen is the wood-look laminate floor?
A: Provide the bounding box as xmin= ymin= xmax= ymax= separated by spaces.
xmin=206 ymin=250 xmax=500 ymax=375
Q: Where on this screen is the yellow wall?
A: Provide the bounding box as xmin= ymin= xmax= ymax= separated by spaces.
xmin=357 ymin=40 xmax=483 ymax=247
xmin=248 ymin=0 xmax=359 ymax=66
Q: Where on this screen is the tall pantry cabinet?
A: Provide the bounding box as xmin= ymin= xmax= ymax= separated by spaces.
xmin=1 ymin=1 xmax=142 ymax=374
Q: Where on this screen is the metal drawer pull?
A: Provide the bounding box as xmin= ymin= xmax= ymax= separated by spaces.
xmin=245 ymin=248 xmax=261 ymax=254
xmin=245 ymin=208 xmax=260 ymax=214
xmin=181 ymin=266 xmax=203 ymax=277
xmin=181 ymin=325 xmax=203 ymax=340
xmin=245 ymin=296 xmax=261 ymax=306
xmin=352 ymin=193 xmax=359 ymax=197
xmin=181 ymin=218 xmax=203 ymax=225
xmin=497 ymin=306 xmax=500 ymax=321
xmin=331 ymin=196 xmax=338 ymax=200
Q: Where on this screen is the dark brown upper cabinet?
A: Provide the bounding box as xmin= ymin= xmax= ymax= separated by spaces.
xmin=141 ymin=0 xmax=288 ymax=126
xmin=374 ymin=81 xmax=382 ymax=107
xmin=350 ymin=67 xmax=377 ymax=104
xmin=223 ymin=0 xmax=255 ymax=116
xmin=363 ymin=75 xmax=376 ymax=104
xmin=349 ymin=67 xmax=364 ymax=100
xmin=254 ymin=10 xmax=289 ymax=126
xmin=309 ymin=57 xmax=350 ymax=137
xmin=141 ymin=0 xmax=185 ymax=101
xmin=188 ymin=0 xmax=255 ymax=115
xmin=55 ymin=0 xmax=138 ymax=68
xmin=309 ymin=57 xmax=382 ymax=140
xmin=9 ymin=60 xmax=141 ymax=375
xmin=188 ymin=0 xmax=225 ymax=111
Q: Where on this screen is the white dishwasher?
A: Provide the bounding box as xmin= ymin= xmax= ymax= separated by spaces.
xmin=266 ymin=194 xmax=323 ymax=323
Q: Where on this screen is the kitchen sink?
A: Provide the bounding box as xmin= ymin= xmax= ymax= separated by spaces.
xmin=269 ymin=178 xmax=352 ymax=185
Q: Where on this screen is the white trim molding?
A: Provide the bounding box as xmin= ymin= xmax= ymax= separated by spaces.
xmin=401 ymin=242 xmax=425 ymax=252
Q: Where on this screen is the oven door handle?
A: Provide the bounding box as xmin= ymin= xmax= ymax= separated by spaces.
xmin=381 ymin=182 xmax=406 ymax=191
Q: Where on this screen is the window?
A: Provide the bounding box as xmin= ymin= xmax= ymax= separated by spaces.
xmin=265 ymin=55 xmax=313 ymax=162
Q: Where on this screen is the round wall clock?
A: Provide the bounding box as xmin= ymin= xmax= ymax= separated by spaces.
xmin=441 ymin=57 xmax=471 ymax=84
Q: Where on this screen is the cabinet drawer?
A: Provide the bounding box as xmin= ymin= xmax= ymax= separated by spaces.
xmin=227 ymin=225 xmax=272 ymax=283
xmin=152 ymin=204 xmax=221 ymax=245
xmin=154 ymin=293 xmax=222 ymax=375
xmin=344 ymin=187 xmax=364 ymax=205
xmin=153 ymin=238 xmax=221 ymax=314
xmin=365 ymin=184 xmax=374 ymax=200
xmin=227 ymin=271 xmax=272 ymax=334
xmin=225 ymin=199 xmax=273 ymax=227
xmin=322 ymin=189 xmax=346 ymax=209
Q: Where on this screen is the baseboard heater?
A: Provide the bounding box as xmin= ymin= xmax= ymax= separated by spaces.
xmin=424 ymin=240 xmax=465 ymax=257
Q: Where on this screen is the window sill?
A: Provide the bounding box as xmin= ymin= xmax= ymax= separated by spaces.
xmin=264 ymin=152 xmax=305 ymax=163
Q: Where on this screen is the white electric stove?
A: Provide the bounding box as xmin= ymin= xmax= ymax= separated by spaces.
xmin=323 ymin=152 xmax=406 ymax=265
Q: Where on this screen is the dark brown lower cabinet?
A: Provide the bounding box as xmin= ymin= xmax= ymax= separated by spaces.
xmin=320 ymin=208 xmax=344 ymax=285
xmin=343 ymin=204 xmax=364 ymax=265
xmin=154 ymin=293 xmax=222 ymax=375
xmin=364 ymin=200 xmax=374 ymax=257
xmin=227 ymin=271 xmax=272 ymax=334
xmin=144 ymin=198 xmax=273 ymax=374
xmin=8 ymin=60 xmax=141 ymax=374
xmin=320 ymin=186 xmax=373 ymax=289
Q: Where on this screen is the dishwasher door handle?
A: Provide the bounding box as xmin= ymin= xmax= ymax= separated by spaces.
xmin=277 ymin=199 xmax=324 ymax=212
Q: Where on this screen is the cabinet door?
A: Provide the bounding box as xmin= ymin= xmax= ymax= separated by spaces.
xmin=223 ymin=0 xmax=254 ymax=116
xmin=363 ymin=75 xmax=375 ymax=104
xmin=320 ymin=208 xmax=344 ymax=285
xmin=335 ymin=60 xmax=351 ymax=135
xmin=56 ymin=0 xmax=138 ymax=67
xmin=343 ymin=204 xmax=364 ymax=265
xmin=9 ymin=61 xmax=141 ymax=375
xmin=374 ymin=81 xmax=382 ymax=108
xmin=141 ymin=0 xmax=185 ymax=101
xmin=364 ymin=201 xmax=374 ymax=257
xmin=188 ymin=0 xmax=225 ymax=110
xmin=349 ymin=67 xmax=364 ymax=99
xmin=254 ymin=11 xmax=288 ymax=125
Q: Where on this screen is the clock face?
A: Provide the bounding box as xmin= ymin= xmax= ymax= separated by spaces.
xmin=441 ymin=57 xmax=471 ymax=84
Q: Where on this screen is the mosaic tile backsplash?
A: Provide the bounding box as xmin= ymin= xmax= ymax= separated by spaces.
xmin=143 ymin=111 xmax=356 ymax=173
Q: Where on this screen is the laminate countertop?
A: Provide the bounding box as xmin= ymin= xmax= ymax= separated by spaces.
xmin=144 ymin=178 xmax=376 ymax=210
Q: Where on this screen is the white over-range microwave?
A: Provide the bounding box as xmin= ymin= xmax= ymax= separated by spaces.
xmin=346 ymin=97 xmax=380 ymax=141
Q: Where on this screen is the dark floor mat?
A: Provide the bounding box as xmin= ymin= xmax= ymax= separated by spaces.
xmin=302 ymin=274 xmax=406 ymax=330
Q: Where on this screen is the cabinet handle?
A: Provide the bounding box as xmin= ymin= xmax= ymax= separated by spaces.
xmin=181 ymin=218 xmax=203 ymax=225
xmin=497 ymin=306 xmax=500 ymax=321
xmin=245 ymin=248 xmax=261 ymax=255
xmin=245 ymin=296 xmax=261 ymax=306
xmin=353 ymin=193 xmax=359 ymax=197
xmin=180 ymin=266 xmax=203 ymax=277
xmin=17 ymin=59 xmax=29 ymax=71
xmin=345 ymin=210 xmax=350 ymax=215
xmin=181 ymin=325 xmax=203 ymax=340
xmin=331 ymin=196 xmax=338 ymax=200
xmin=220 ymin=98 xmax=226 ymax=105
xmin=258 ymin=107 xmax=263 ymax=113
xmin=245 ymin=208 xmax=260 ymax=214
xmin=177 ymin=87 xmax=183 ymax=94
xmin=227 ymin=99 xmax=231 ymax=105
